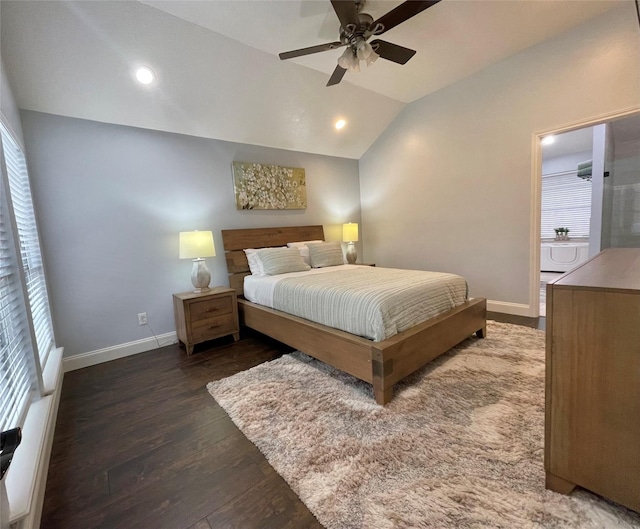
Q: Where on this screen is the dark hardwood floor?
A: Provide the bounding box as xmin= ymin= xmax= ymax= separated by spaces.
xmin=41 ymin=313 xmax=542 ymax=529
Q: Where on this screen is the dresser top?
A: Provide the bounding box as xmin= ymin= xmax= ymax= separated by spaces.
xmin=553 ymin=248 xmax=640 ymax=292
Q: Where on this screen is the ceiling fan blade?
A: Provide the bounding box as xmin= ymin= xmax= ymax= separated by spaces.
xmin=371 ymin=0 xmax=441 ymax=35
xmin=330 ymin=0 xmax=359 ymax=30
xmin=370 ymin=40 xmax=416 ymax=65
xmin=279 ymin=41 xmax=344 ymax=60
xmin=326 ymin=65 xmax=347 ymax=86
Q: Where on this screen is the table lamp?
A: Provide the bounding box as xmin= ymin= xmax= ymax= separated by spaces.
xmin=179 ymin=230 xmax=216 ymax=292
xmin=343 ymin=222 xmax=359 ymax=264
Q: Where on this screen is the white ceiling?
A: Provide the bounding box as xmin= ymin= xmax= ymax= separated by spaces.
xmin=0 ymin=0 xmax=625 ymax=159
xmin=542 ymin=127 xmax=594 ymax=159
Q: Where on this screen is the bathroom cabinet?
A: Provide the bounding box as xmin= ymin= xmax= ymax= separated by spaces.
xmin=540 ymin=241 xmax=589 ymax=272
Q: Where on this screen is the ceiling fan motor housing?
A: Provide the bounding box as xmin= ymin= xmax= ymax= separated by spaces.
xmin=340 ymin=12 xmax=375 ymax=46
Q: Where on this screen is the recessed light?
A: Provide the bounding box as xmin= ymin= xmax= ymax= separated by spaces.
xmin=335 ymin=119 xmax=346 ymax=130
xmin=541 ymin=135 xmax=555 ymax=146
xmin=135 ymin=66 xmax=155 ymax=85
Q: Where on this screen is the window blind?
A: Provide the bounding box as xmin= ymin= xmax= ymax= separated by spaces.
xmin=1 ymin=123 xmax=55 ymax=366
xmin=541 ymin=171 xmax=592 ymax=239
xmin=0 ymin=179 xmax=33 ymax=432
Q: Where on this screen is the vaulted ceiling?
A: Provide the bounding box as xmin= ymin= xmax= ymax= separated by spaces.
xmin=0 ymin=0 xmax=624 ymax=159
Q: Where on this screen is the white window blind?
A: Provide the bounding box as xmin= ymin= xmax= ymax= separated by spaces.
xmin=541 ymin=171 xmax=592 ymax=239
xmin=1 ymin=123 xmax=55 ymax=367
xmin=0 ymin=174 xmax=34 ymax=432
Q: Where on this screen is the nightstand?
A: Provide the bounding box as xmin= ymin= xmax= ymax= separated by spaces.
xmin=173 ymin=287 xmax=240 ymax=355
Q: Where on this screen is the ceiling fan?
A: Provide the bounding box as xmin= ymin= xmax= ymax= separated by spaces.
xmin=279 ymin=0 xmax=441 ymax=87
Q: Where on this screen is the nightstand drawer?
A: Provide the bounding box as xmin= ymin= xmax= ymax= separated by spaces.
xmin=190 ymin=296 xmax=233 ymax=321
xmin=191 ymin=313 xmax=237 ymax=342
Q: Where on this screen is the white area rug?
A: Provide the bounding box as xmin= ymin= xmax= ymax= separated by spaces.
xmin=208 ymin=321 xmax=640 ymax=528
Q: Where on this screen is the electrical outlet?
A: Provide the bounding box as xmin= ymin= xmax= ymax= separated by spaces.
xmin=138 ymin=312 xmax=148 ymax=326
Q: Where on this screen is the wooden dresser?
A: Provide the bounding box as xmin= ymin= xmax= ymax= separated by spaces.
xmin=545 ymin=248 xmax=640 ymax=513
xmin=173 ymin=287 xmax=240 ymax=355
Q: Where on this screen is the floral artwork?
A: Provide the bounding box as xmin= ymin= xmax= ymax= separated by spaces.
xmin=232 ymin=162 xmax=306 ymax=210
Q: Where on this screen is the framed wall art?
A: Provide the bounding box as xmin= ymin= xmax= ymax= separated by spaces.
xmin=232 ymin=162 xmax=306 ymax=210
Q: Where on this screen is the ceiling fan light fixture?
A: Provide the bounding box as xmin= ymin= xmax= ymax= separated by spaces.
xmin=355 ymin=39 xmax=372 ymax=61
xmin=337 ymin=48 xmax=351 ymax=69
xmin=366 ymin=49 xmax=379 ymax=67
xmin=337 ymin=47 xmax=359 ymax=72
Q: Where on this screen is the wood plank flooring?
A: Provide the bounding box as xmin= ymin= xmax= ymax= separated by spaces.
xmin=41 ymin=314 xmax=542 ymax=529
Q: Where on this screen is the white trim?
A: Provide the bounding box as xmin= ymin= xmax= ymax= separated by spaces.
xmin=6 ymin=359 xmax=61 ymax=527
xmin=63 ymin=332 xmax=177 ymax=372
xmin=487 ymin=300 xmax=532 ymax=317
xmin=42 ymin=347 xmax=63 ymax=396
xmin=530 ymin=130 xmax=543 ymax=318
xmin=6 ymin=397 xmax=52 ymax=527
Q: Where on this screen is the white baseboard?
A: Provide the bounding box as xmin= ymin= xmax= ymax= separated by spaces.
xmin=487 ymin=300 xmax=534 ymax=317
xmin=6 ymin=350 xmax=63 ymax=529
xmin=63 ymin=332 xmax=177 ymax=372
xmin=62 ymin=301 xmax=535 ymax=374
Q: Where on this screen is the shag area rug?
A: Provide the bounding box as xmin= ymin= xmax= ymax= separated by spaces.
xmin=207 ymin=321 xmax=640 ymax=528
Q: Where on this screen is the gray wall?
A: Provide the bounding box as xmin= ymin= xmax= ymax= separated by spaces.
xmin=358 ymin=5 xmax=640 ymax=312
xmin=21 ymin=111 xmax=361 ymax=357
xmin=542 ymin=151 xmax=592 ymax=176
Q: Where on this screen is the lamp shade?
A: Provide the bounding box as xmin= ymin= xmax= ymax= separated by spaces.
xmin=342 ymin=223 xmax=359 ymax=243
xmin=179 ymin=231 xmax=216 ymax=259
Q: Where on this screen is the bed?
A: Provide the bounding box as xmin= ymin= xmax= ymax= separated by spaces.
xmin=222 ymin=225 xmax=486 ymax=405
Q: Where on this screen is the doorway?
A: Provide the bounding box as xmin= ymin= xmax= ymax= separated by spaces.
xmin=533 ymin=110 xmax=640 ymax=317
xmin=539 ymin=127 xmax=595 ymax=315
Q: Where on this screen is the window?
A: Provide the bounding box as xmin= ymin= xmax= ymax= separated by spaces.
xmin=0 ymin=110 xmax=60 ymax=529
xmin=0 ymin=121 xmax=53 ymax=432
xmin=2 ymin=123 xmax=55 ymax=366
xmin=0 ymin=197 xmax=34 ymax=432
xmin=541 ymin=171 xmax=592 ymax=239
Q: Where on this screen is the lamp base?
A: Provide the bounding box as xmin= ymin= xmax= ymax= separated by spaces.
xmin=191 ymin=258 xmax=211 ymax=293
xmin=346 ymin=242 xmax=357 ymax=264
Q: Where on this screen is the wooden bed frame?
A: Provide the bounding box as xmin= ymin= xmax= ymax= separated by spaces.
xmin=222 ymin=225 xmax=486 ymax=405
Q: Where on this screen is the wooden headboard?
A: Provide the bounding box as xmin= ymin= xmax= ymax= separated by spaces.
xmin=221 ymin=225 xmax=325 ymax=296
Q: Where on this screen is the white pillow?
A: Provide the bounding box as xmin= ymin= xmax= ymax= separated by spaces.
xmin=243 ymin=247 xmax=285 ymax=276
xmin=257 ymin=247 xmax=311 ymax=275
xmin=307 ymin=241 xmax=345 ymax=268
xmin=287 ymin=240 xmax=323 ymax=265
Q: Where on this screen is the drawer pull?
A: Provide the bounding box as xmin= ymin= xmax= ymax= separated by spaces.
xmin=206 ymin=308 xmax=219 ymax=313
xmin=208 ymin=324 xmax=220 ymax=330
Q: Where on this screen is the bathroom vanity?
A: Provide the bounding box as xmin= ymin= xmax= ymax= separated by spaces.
xmin=540 ymin=241 xmax=589 ymax=272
